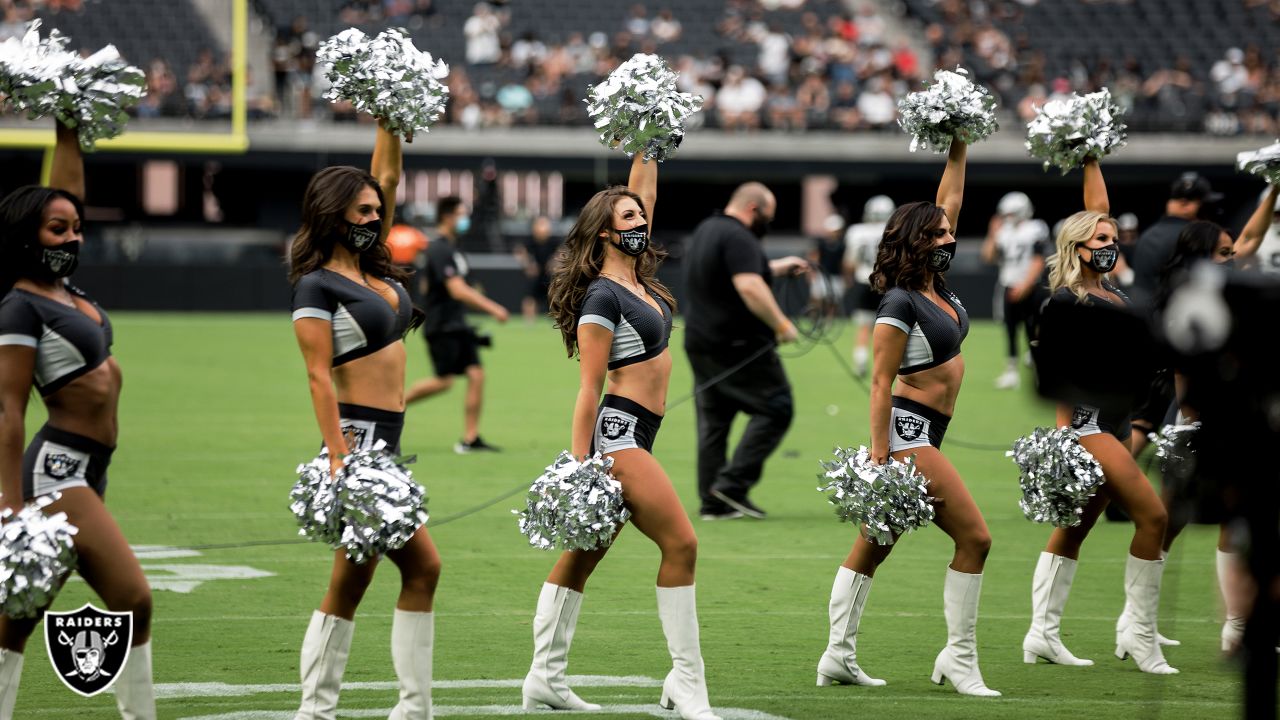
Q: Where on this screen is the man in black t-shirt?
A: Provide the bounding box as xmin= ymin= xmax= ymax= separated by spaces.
xmin=683 ymin=182 xmax=809 ymax=520
xmin=513 ymin=215 xmax=561 ymax=323
xmin=1131 ymin=172 xmax=1222 ymax=310
xmin=405 ymin=196 xmax=510 ymax=453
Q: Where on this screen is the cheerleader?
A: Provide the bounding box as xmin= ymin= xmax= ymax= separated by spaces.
xmin=289 ymin=121 xmax=439 ymax=719
xmin=1021 ymin=159 xmax=1177 ymax=674
xmin=522 ymin=155 xmax=720 ymax=720
xmin=0 ymin=124 xmax=155 ymax=718
xmin=815 ymin=140 xmax=1001 ymax=697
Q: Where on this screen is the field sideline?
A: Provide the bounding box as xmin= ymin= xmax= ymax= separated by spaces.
xmin=13 ymin=313 xmax=1240 ymax=719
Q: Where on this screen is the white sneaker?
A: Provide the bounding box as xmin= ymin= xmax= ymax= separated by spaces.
xmin=994 ymin=368 xmax=1020 ymax=390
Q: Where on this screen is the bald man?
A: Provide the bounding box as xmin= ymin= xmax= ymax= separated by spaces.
xmin=682 ymin=182 xmax=809 ymax=520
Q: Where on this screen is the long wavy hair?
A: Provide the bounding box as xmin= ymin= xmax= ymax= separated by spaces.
xmin=1047 ymin=210 xmax=1116 ymax=302
xmin=0 ymin=185 xmax=85 ymax=294
xmin=1155 ymin=220 xmax=1228 ymax=309
xmin=870 ymin=201 xmax=946 ymax=293
xmin=547 ymin=186 xmax=676 ymax=358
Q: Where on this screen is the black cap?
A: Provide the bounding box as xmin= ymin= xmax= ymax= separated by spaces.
xmin=1169 ymin=172 xmax=1224 ymax=203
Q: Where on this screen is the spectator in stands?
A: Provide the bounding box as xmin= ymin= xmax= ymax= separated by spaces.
xmin=856 ymin=74 xmax=896 ymax=129
xmin=766 ymin=83 xmax=804 ymax=131
xmin=757 ymin=22 xmax=791 ymax=85
xmin=854 ymin=2 xmax=886 ymax=46
xmin=717 ymin=66 xmax=766 ymax=131
xmin=464 ymin=2 xmax=504 ymax=65
xmin=651 ymin=8 xmax=682 ymax=43
xmin=795 ymin=71 xmax=831 ymax=128
xmin=830 ymin=81 xmax=861 ymax=130
xmin=136 ymin=58 xmax=186 ymax=118
xmin=624 ymin=3 xmax=650 ymax=37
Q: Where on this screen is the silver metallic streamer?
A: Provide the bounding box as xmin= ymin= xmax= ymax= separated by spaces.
xmin=1008 ymin=427 xmax=1105 ymax=527
xmin=584 ymin=53 xmax=704 ymax=162
xmin=0 ymin=20 xmax=144 ymax=151
xmin=1025 ymin=88 xmax=1127 ymax=174
xmin=515 ymin=451 xmax=630 ymax=551
xmin=896 ymin=67 xmax=998 ymax=153
xmin=289 ymin=441 xmax=429 ymax=565
xmin=1236 ymin=141 xmax=1280 ymax=186
xmin=0 ymin=493 xmax=78 ymax=619
xmin=816 ymin=446 xmax=934 ymax=546
xmin=1149 ymin=422 xmax=1198 ymax=480
xmin=316 ymin=27 xmax=449 ymax=140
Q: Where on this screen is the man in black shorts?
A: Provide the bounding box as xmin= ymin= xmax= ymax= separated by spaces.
xmin=683 ymin=182 xmax=809 ymax=520
xmin=405 ymin=196 xmax=510 ymax=453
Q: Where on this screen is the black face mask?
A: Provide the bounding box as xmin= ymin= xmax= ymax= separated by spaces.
xmin=750 ymin=210 xmax=772 ymax=239
xmin=1082 ymin=243 xmax=1118 ymax=273
xmin=612 ymin=224 xmax=649 ymax=256
xmin=928 ymin=241 xmax=957 ymax=273
xmin=334 ymin=219 xmax=382 ymax=253
xmin=25 ymin=240 xmax=80 ymax=281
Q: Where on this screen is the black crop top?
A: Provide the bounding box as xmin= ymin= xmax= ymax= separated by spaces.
xmin=0 ymin=285 xmax=114 ymax=396
xmin=1050 ymin=283 xmax=1129 ymax=307
xmin=291 ymin=269 xmax=412 ymax=367
xmin=577 ymin=277 xmax=672 ymax=370
xmin=875 ymin=285 xmax=970 ymax=374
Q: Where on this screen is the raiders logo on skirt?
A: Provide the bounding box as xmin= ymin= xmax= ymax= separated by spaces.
xmin=44 ymin=603 xmax=134 ymax=697
xmin=888 ymin=396 xmax=951 ymax=452
xmin=592 ymin=394 xmax=662 ymax=454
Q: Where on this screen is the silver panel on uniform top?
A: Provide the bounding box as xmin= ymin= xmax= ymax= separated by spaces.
xmin=610 ymin=317 xmax=646 ymax=363
xmin=34 ymin=326 xmax=87 ymax=389
xmin=331 ymin=303 xmax=369 ymax=357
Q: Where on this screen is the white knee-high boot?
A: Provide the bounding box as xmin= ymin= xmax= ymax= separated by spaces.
xmin=1022 ymin=552 xmax=1092 ymax=666
xmin=931 ymin=567 xmax=1000 ymax=697
xmin=1115 ymin=554 xmax=1178 ymax=674
xmin=816 ymin=566 xmax=886 ymax=686
xmin=1217 ymin=550 xmax=1246 ymax=653
xmin=522 ymin=583 xmax=600 ymax=711
xmin=114 ymin=640 xmax=156 ymax=720
xmin=296 ymin=611 xmax=355 ymax=720
xmin=0 ymin=650 xmax=22 ymax=720
xmin=656 ymin=585 xmax=721 ymax=720
xmin=1116 ymin=552 xmax=1178 ymax=647
xmin=388 ymin=610 xmax=433 ymax=720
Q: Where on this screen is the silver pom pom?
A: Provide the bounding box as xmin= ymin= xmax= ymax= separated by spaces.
xmin=1008 ymin=427 xmax=1105 ymax=527
xmin=0 ymin=493 xmax=79 ymax=619
xmin=289 ymin=441 xmax=429 ymax=565
xmin=1025 ymin=88 xmax=1127 ymax=174
xmin=585 ymin=53 xmax=704 ymax=163
xmin=316 ymin=27 xmax=450 ymax=140
xmin=816 ymin=446 xmax=935 ymax=545
xmin=896 ymin=67 xmax=999 ymax=153
xmin=1237 ymin=141 xmax=1280 ymax=186
xmin=1149 ymin=422 xmax=1198 ymax=480
xmin=0 ymin=20 xmax=144 ymax=151
xmin=515 ymin=451 xmax=630 ymax=551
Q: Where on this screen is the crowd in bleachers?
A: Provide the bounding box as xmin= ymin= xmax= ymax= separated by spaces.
xmin=4 ymin=0 xmax=1280 ymax=136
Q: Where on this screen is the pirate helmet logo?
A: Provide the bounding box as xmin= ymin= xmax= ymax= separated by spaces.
xmin=349 ymin=223 xmax=379 ymax=251
xmin=44 ymin=248 xmax=76 ymax=274
xmin=42 ymin=452 xmax=82 ymax=480
xmin=341 ymin=423 xmax=370 ymax=451
xmin=600 ymin=414 xmax=633 ymax=441
xmin=1071 ymin=407 xmax=1094 ymax=429
xmin=45 ymin=603 xmax=133 ymax=697
xmin=894 ymin=415 xmax=926 ymax=441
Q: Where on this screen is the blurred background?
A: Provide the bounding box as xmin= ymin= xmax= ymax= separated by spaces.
xmin=2 ymin=0 xmax=1278 ymax=315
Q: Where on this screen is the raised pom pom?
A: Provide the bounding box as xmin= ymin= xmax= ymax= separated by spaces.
xmin=1025 ymin=88 xmax=1127 ymax=173
xmin=585 ymin=53 xmax=704 ymax=163
xmin=896 ymin=67 xmax=998 ymax=153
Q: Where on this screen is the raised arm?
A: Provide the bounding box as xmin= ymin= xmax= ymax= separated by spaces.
xmin=936 ymin=140 xmax=967 ymax=232
xmin=1233 ymin=185 xmax=1280 ymax=260
xmin=49 ymin=123 xmax=85 ymax=201
xmin=371 ymin=121 xmax=403 ymax=240
xmin=1082 ymin=158 xmax=1110 ymax=215
xmin=627 ymin=155 xmax=657 ymax=231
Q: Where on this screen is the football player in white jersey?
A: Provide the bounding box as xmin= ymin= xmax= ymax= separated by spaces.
xmin=842 ymin=195 xmax=894 ymax=375
xmin=981 ymin=192 xmax=1049 ymax=389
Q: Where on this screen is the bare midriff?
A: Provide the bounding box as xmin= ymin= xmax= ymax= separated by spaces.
xmin=894 ymin=353 xmax=964 ymax=416
xmin=604 ymin=348 xmax=672 ymax=416
xmin=44 ymin=357 xmax=121 ymax=446
xmin=332 ymin=341 xmax=408 ymax=412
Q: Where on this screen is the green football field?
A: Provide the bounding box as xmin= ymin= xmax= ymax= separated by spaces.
xmin=13 ymin=314 xmax=1240 ymax=719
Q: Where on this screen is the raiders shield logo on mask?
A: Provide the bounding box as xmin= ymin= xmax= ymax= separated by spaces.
xmin=600 ymin=414 xmax=634 ymax=441
xmin=895 ymin=415 xmax=926 ymax=441
xmin=348 ymin=224 xmax=379 ymax=251
xmin=44 ymin=249 xmax=76 ymax=274
xmin=45 ymin=604 xmax=133 ymax=697
xmin=43 ymin=452 xmax=82 ymax=480
xmin=1071 ymin=407 xmax=1095 ymax=429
